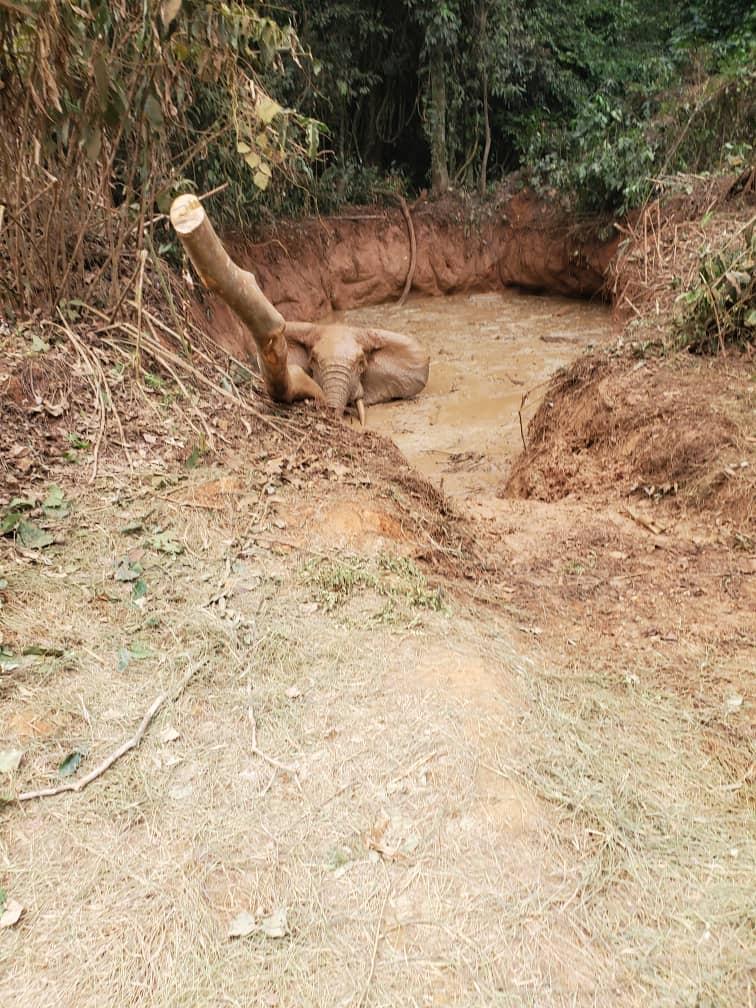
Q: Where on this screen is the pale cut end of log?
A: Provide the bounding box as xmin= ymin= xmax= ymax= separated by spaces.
xmin=170 ymin=193 xmax=206 ymax=236
xmin=168 ymin=193 xmax=322 ymax=405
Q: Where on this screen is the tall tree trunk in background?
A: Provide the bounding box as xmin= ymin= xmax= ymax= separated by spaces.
xmin=479 ymin=6 xmax=491 ymax=197
xmin=429 ymin=49 xmax=450 ymax=194
xmin=479 ymin=68 xmax=491 ymax=195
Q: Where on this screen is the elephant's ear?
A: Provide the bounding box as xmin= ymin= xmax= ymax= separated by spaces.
xmin=284 ymin=322 xmax=320 ymax=374
xmin=359 ymin=328 xmax=430 ymax=406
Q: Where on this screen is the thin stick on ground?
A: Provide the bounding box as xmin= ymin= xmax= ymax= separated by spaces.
xmin=119 ymin=302 xmax=292 ymax=436
xmin=357 ymin=871 xmax=392 ymax=1007
xmin=247 ymin=706 xmax=298 ymax=775
xmin=134 ymin=247 xmax=148 ymax=374
xmin=517 ymin=377 xmax=553 ymax=451
xmin=518 ymin=389 xmax=530 ymax=450
xmin=59 ymin=317 xmax=108 ymax=481
xmin=17 ymin=661 xmax=205 ymax=803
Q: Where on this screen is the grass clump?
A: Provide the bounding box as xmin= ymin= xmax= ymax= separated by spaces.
xmin=302 ymin=553 xmax=446 ymax=616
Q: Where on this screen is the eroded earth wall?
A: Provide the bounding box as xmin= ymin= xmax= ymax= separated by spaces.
xmin=199 ymin=191 xmax=619 ymax=358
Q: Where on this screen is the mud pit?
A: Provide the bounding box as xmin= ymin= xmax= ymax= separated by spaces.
xmin=344 ymin=290 xmax=613 ymax=502
xmin=339 ymin=292 xmax=753 ymax=737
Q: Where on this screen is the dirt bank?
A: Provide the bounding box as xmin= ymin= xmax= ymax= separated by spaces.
xmin=504 ymin=174 xmax=755 ymax=530
xmin=503 ymin=350 xmax=755 ymax=528
xmin=201 ymin=190 xmax=618 ymax=359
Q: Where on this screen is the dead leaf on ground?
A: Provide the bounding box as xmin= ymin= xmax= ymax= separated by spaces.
xmin=149 ymin=531 xmax=184 ymax=556
xmin=114 ymin=558 xmax=142 ymax=582
xmin=0 ymin=899 xmax=24 ymax=929
xmin=260 ymin=908 xmax=289 ymax=939
xmin=723 ymin=693 xmax=744 ymax=715
xmin=17 ymin=521 xmax=55 ymax=550
xmin=228 ymin=907 xmax=289 ymax=940
xmin=621 ymin=506 xmax=667 ymax=536
xmin=58 ymin=750 xmax=85 ymax=777
xmin=0 ymin=749 xmax=24 ymax=773
xmin=366 ymin=813 xmax=420 ymax=861
xmin=228 ymin=911 xmax=257 ymax=939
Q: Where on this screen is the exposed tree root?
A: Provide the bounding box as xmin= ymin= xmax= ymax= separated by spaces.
xmin=395 ymin=194 xmax=417 ymax=307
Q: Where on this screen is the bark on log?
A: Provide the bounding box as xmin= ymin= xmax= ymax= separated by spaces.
xmin=169 ymin=194 xmax=322 ymax=404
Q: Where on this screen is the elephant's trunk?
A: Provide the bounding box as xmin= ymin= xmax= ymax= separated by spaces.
xmin=318 ymin=362 xmax=353 ymax=414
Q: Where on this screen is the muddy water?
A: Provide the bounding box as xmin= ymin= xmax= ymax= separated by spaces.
xmin=340 ymin=290 xmax=615 ymax=507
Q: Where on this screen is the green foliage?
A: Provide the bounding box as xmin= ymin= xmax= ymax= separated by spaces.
xmin=527 ymin=97 xmax=658 ymax=214
xmin=1 ymin=0 xmax=752 ymax=310
xmin=285 ymin=0 xmax=754 ymax=212
xmin=524 ymin=3 xmax=755 ymax=213
xmin=673 ymin=226 xmax=755 ymax=354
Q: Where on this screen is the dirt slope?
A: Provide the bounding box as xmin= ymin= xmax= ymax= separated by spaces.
xmin=1 ymin=459 xmax=753 ymax=1007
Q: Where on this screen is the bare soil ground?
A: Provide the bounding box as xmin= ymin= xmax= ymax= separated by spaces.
xmin=2 ymin=344 xmax=754 ymax=1007
xmin=1 ymin=450 xmax=753 ymax=1007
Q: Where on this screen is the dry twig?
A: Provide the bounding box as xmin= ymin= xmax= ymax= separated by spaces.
xmin=357 ymin=871 xmax=392 ymax=1007
xmin=247 ymin=706 xmax=298 ymax=775
xmin=17 ymin=661 xmax=205 ymax=802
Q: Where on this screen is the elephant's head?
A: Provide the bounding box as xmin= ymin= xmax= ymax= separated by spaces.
xmin=284 ymin=322 xmax=429 ymax=421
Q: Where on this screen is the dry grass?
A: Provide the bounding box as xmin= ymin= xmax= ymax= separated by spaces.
xmin=609 ymin=171 xmax=754 ymax=333
xmin=1 ymin=458 xmax=753 ymax=1007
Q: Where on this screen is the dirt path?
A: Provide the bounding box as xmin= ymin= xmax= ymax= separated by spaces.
xmin=1 ymin=292 xmax=753 ymax=1006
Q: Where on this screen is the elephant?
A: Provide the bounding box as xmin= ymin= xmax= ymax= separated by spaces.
xmin=169 ymin=193 xmax=429 ymax=423
xmin=284 ymin=321 xmax=429 ymax=423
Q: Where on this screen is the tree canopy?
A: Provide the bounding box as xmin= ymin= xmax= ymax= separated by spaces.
xmin=0 ymin=0 xmax=753 ymax=313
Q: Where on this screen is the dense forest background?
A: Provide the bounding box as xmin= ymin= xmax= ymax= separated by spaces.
xmin=285 ymin=0 xmax=754 ymax=212
xmin=0 ymin=0 xmax=753 ymax=314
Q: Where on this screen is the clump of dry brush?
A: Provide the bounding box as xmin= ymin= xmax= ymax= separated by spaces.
xmin=610 ymin=169 xmax=755 ymax=354
xmin=0 ymin=0 xmax=318 ymax=321
xmin=673 ymin=215 xmax=755 ymax=353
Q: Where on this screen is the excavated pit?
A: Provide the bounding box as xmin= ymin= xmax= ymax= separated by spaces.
xmin=202 ymin=190 xmax=618 ymax=360
xmin=342 ymin=290 xmax=615 ymax=508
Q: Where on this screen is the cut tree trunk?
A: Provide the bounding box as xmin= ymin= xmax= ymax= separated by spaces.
xmin=169 ymin=194 xmax=322 ymax=404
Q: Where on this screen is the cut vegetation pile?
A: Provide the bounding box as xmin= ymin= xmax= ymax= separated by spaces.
xmin=610 ymin=170 xmax=755 ymax=344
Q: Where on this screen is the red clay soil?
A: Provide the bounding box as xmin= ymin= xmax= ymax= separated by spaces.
xmin=502 ymin=350 xmax=755 ymax=529
xmin=200 ymin=190 xmax=618 ymax=358
xmin=503 ymin=176 xmax=755 ymax=530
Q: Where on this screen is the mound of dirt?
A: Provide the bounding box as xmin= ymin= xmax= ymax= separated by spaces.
xmin=503 ymin=350 xmax=754 ymax=528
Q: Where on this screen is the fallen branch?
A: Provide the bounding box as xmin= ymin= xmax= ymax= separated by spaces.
xmin=517 ymin=377 xmax=553 ymax=451
xmin=357 ymin=871 xmax=391 ymax=1007
xmin=247 ymin=706 xmax=298 ymax=775
xmin=518 ymin=389 xmax=529 ymax=451
xmin=17 ymin=662 xmax=204 ymax=802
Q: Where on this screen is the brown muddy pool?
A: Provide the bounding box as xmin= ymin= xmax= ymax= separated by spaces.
xmin=338 ymin=290 xmax=615 ymax=506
